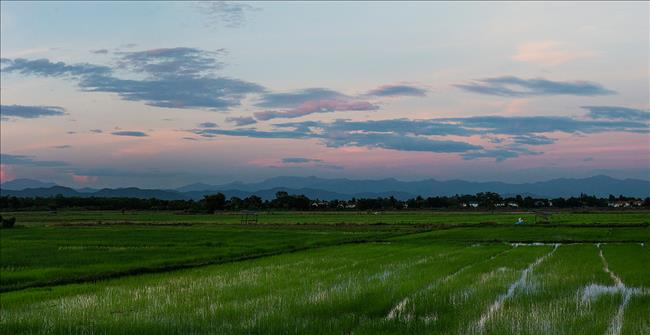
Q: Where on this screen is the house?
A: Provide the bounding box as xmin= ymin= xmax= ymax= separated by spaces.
xmin=311 ymin=201 xmax=328 ymax=208
xmin=507 ymin=202 xmax=519 ymax=208
xmin=608 ymin=201 xmax=631 ymax=208
xmin=468 ymin=202 xmax=479 ymax=208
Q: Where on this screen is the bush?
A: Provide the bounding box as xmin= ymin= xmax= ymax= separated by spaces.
xmin=1 ymin=216 xmax=16 ymax=228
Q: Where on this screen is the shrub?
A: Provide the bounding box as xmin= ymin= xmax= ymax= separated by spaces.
xmin=1 ymin=216 xmax=16 ymax=228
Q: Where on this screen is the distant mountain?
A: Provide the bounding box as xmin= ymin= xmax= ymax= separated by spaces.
xmin=175 ymin=182 xmax=222 ymax=193
xmin=1 ymin=186 xmax=188 ymax=200
xmin=176 ymin=175 xmax=650 ymax=199
xmin=2 ymin=175 xmax=649 ymax=200
xmin=0 ymin=178 xmax=56 ymax=190
xmin=92 ymin=188 xmax=187 ymax=201
xmin=2 ymin=186 xmax=81 ymax=197
xmin=76 ymin=187 xmax=100 ymax=193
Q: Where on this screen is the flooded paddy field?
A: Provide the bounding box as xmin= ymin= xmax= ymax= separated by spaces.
xmin=1 ymin=212 xmax=648 ymax=334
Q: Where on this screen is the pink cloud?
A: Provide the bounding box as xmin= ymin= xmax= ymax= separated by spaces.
xmin=70 ymin=174 xmax=99 ymax=184
xmin=513 ymin=41 xmax=594 ymax=66
xmin=0 ymin=165 xmax=14 ymax=182
xmin=255 ymin=99 xmax=378 ymax=120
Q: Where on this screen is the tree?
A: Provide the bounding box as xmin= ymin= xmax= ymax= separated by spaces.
xmin=1 ymin=215 xmax=16 ymax=228
xmin=203 ymin=193 xmax=226 ymax=212
xmin=227 ymin=197 xmax=243 ymax=211
xmin=243 ymin=195 xmax=263 ymax=209
xmin=476 ymin=192 xmax=502 ymax=208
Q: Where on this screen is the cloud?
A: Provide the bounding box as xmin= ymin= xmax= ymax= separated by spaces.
xmin=193 ymin=127 xmax=313 ymax=139
xmin=253 ymin=88 xmax=379 ymax=120
xmin=107 ymin=78 xmax=256 ymax=109
xmin=117 ymin=47 xmax=224 ymax=77
xmin=226 ymin=116 xmax=257 ymax=126
xmin=513 ymin=41 xmax=594 ymax=66
xmin=199 ymin=122 xmax=218 ymax=128
xmin=4 ymin=53 xmax=423 ymax=116
xmin=1 ymin=104 xmax=66 ymax=119
xmin=440 ymin=116 xmax=648 ymax=135
xmin=364 ymin=84 xmax=427 ymax=97
xmin=1 ymin=58 xmax=111 ymax=77
xmin=461 ymin=147 xmax=542 ymax=162
xmin=511 ymin=134 xmax=556 ymax=146
xmin=193 ymin=121 xmax=481 ymax=154
xmin=256 ymin=88 xmax=346 ymax=108
xmin=324 ymin=132 xmax=482 ymax=153
xmin=80 ymin=75 xmax=264 ymax=110
xmin=455 ymin=76 xmax=615 ymax=97
xmin=190 ymin=114 xmax=648 ymax=159
xmin=4 ymin=48 xmax=265 ymax=111
xmin=70 ymin=174 xmax=99 ymax=184
xmin=195 ymin=1 xmax=259 ymax=28
xmin=582 ymin=106 xmax=650 ymax=121
xmin=53 ymin=145 xmax=72 ymax=149
xmin=254 ymin=100 xmax=378 ymax=120
xmin=282 ymin=157 xmax=323 ymax=164
xmin=111 ymin=130 xmax=148 ymax=137
xmin=283 ymin=118 xmax=472 ymax=137
xmin=0 ymin=153 xmax=68 ymax=167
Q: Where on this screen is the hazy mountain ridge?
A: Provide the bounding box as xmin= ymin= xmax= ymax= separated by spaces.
xmin=175 ymin=175 xmax=650 ymax=198
xmin=0 ymin=178 xmax=57 ymax=190
xmin=2 ymin=175 xmax=649 ymax=200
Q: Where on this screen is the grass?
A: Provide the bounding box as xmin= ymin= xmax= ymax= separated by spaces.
xmin=392 ymin=225 xmax=650 ymax=243
xmin=2 ymin=209 xmax=649 ymax=226
xmin=2 ymin=241 xmax=647 ymax=334
xmin=0 ymin=210 xmax=648 ymax=334
xmin=0 ymin=224 xmax=403 ymax=292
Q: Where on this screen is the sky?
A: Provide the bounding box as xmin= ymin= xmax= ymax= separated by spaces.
xmin=1 ymin=1 xmax=649 ymax=188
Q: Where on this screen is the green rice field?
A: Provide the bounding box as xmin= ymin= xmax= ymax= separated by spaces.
xmin=3 ymin=210 xmax=649 ymax=226
xmin=1 ymin=210 xmax=648 ymax=334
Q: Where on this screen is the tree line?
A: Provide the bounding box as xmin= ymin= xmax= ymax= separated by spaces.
xmin=1 ymin=191 xmax=648 ymax=211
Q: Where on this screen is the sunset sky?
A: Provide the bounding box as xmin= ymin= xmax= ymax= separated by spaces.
xmin=1 ymin=1 xmax=648 ymax=188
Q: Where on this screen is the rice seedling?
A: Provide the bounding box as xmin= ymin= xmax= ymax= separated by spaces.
xmin=1 ymin=212 xmax=648 ymax=334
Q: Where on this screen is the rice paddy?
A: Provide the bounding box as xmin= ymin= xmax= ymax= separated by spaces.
xmin=0 ymin=211 xmax=648 ymax=334
xmin=3 ymin=209 xmax=649 ymax=226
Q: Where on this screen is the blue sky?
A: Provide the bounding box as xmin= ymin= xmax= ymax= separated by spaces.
xmin=1 ymin=1 xmax=648 ymax=188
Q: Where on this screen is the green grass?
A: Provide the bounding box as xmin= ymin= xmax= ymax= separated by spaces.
xmin=2 ymin=241 xmax=647 ymax=334
xmin=2 ymin=209 xmax=649 ymax=226
xmin=393 ymin=225 xmax=650 ymax=243
xmin=0 ymin=224 xmax=402 ymax=292
xmin=1 ymin=210 xmax=649 ymax=334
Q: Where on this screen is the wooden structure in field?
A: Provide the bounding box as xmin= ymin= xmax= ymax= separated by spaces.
xmin=240 ymin=211 xmax=258 ymax=224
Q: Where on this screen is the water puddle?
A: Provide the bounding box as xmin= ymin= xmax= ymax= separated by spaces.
xmin=476 ymin=244 xmax=559 ymax=332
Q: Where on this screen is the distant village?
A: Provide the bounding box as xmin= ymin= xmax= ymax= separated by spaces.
xmin=3 ymin=192 xmax=648 ymax=211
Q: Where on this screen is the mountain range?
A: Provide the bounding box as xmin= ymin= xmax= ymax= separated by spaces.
xmin=1 ymin=175 xmax=649 ymax=200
